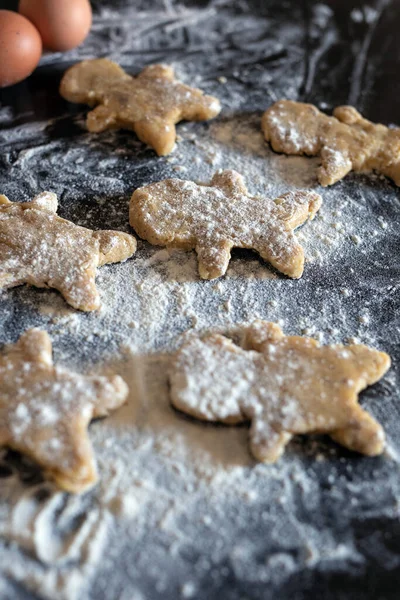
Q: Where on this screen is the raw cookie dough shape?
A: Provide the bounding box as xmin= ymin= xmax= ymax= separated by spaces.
xmin=0 ymin=329 xmax=128 ymax=493
xmin=262 ymin=100 xmax=400 ymax=186
xmin=170 ymin=321 xmax=390 ymax=462
xmin=0 ymin=192 xmax=137 ymax=311
xmin=59 ymin=58 xmax=221 ymax=156
xmin=130 ymin=169 xmax=322 ymax=279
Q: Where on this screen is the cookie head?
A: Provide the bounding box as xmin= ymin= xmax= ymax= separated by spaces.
xmin=262 ymin=100 xmax=322 ymax=156
xmin=60 ymin=58 xmax=130 ymax=104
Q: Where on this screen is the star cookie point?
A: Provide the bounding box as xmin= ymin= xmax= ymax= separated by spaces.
xmin=130 ymin=169 xmax=321 ymax=280
xmin=0 ymin=329 xmax=128 ymax=493
xmin=60 ymin=58 xmax=221 ymax=156
xmin=170 ymin=321 xmax=390 ymax=462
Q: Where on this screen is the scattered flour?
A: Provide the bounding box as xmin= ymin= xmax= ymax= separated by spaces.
xmin=0 ymin=0 xmax=400 ymax=599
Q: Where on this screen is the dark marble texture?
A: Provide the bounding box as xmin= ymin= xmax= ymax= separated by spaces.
xmin=0 ymin=1 xmax=400 ymax=599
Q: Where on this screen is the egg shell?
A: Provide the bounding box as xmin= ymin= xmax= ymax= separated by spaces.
xmin=19 ymin=0 xmax=92 ymax=52
xmin=0 ymin=10 xmax=42 ymax=88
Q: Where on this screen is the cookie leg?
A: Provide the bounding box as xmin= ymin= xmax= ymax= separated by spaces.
xmin=318 ymin=145 xmax=352 ymax=186
xmin=134 ymin=118 xmax=176 ymax=156
xmin=330 ymin=407 xmax=385 ymax=456
xmin=383 ymin=162 xmax=400 ymax=187
xmin=57 ymin=275 xmax=101 ymax=311
xmin=249 ymin=418 xmax=292 ymax=462
xmin=95 ymin=230 xmax=137 ymax=266
xmin=256 ymin=232 xmax=305 ymax=279
xmin=47 ymin=428 xmax=98 ymax=493
xmin=86 ymin=105 xmax=118 ymax=133
xmin=195 ymin=240 xmax=233 ymax=279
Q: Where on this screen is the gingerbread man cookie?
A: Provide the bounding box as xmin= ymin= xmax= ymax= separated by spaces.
xmin=0 ymin=329 xmax=128 ymax=493
xmin=130 ymin=170 xmax=321 ymax=279
xmin=170 ymin=321 xmax=390 ymax=462
xmin=0 ymin=192 xmax=136 ymax=311
xmin=262 ymin=100 xmax=400 ymax=186
xmin=60 ymin=58 xmax=221 ymax=156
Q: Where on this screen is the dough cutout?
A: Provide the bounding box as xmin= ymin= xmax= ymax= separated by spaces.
xmin=0 ymin=329 xmax=128 ymax=493
xmin=130 ymin=169 xmax=321 ymax=279
xmin=262 ymin=100 xmax=400 ymax=186
xmin=0 ymin=192 xmax=136 ymax=311
xmin=60 ymin=58 xmax=221 ymax=156
xmin=170 ymin=321 xmax=390 ymax=462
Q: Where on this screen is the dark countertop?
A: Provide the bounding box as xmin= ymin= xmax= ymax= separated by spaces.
xmin=1 ymin=1 xmax=400 ymax=599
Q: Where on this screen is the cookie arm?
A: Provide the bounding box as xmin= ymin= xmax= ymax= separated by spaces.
xmin=272 ymin=191 xmax=322 ymax=229
xmin=14 ymin=329 xmax=53 ymax=366
xmin=333 ymin=106 xmax=363 ymax=125
xmin=379 ymin=130 xmax=400 ymax=186
xmin=31 ymin=192 xmax=58 ymax=213
xmin=57 ymin=273 xmax=101 ymax=312
xmin=244 ymin=321 xmax=284 ymax=351
xmin=0 ymin=195 xmax=11 ymax=205
xmin=318 ymin=144 xmax=353 ymax=186
xmin=347 ymin=345 xmax=391 ymax=387
xmin=179 ymin=90 xmax=221 ymax=121
xmin=90 ymin=374 xmax=129 ymax=418
xmin=86 ymin=105 xmax=118 ymax=133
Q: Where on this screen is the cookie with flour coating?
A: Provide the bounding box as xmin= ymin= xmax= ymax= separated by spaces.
xmin=170 ymin=321 xmax=390 ymax=462
xmin=0 ymin=191 xmax=136 ymax=311
xmin=0 ymin=329 xmax=128 ymax=493
xmin=130 ymin=169 xmax=321 ymax=279
xmin=262 ymin=100 xmax=400 ymax=186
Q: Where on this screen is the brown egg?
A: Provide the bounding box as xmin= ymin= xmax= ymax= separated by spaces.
xmin=19 ymin=0 xmax=92 ymax=52
xmin=0 ymin=10 xmax=42 ymax=88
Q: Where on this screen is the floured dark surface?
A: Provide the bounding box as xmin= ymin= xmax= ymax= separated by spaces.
xmin=0 ymin=1 xmax=400 ymax=599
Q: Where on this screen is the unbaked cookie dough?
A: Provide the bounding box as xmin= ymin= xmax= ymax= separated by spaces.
xmin=130 ymin=169 xmax=321 ymax=279
xmin=170 ymin=321 xmax=390 ymax=462
xmin=0 ymin=329 xmax=128 ymax=493
xmin=262 ymin=100 xmax=400 ymax=186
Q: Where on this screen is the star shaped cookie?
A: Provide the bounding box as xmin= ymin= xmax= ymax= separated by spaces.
xmin=0 ymin=191 xmax=137 ymax=311
xmin=0 ymin=329 xmax=128 ymax=493
xmin=170 ymin=321 xmax=390 ymax=462
xmin=60 ymin=58 xmax=221 ymax=156
xmin=130 ymin=169 xmax=322 ymax=279
xmin=262 ymin=100 xmax=400 ymax=186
